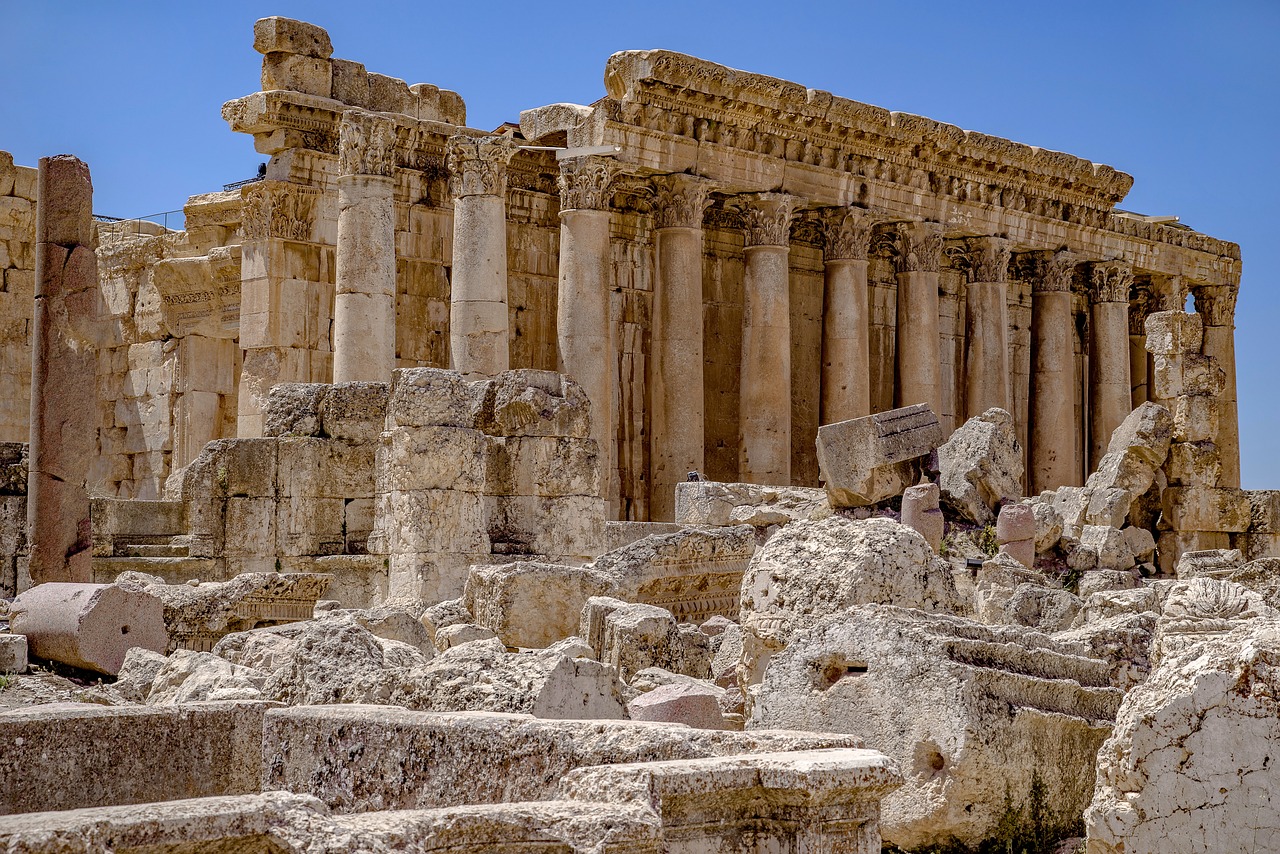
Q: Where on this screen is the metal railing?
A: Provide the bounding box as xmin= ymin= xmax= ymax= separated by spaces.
xmin=223 ymin=176 xmax=263 ymax=191
xmin=91 ymin=209 xmax=185 ymax=237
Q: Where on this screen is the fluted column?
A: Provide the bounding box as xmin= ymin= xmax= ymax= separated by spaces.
xmin=738 ymin=193 xmax=798 ymax=485
xmin=819 ymin=207 xmax=875 ymax=424
xmin=962 ymin=236 xmax=1012 ymax=419
xmin=649 ymin=175 xmax=714 ymax=521
xmin=447 ymin=134 xmax=518 ymax=379
xmin=557 ymin=156 xmax=619 ymax=515
xmin=894 ymin=222 xmax=944 ymax=415
xmin=1089 ymin=261 xmax=1134 ymax=468
xmin=1029 ymin=250 xmax=1081 ymax=492
xmin=334 ymin=110 xmax=397 ymax=383
xmin=1195 ymin=283 xmax=1241 ymax=488
xmin=1128 ymin=281 xmax=1152 ymax=409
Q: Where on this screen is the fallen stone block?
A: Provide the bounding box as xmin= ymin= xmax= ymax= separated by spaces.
xmin=581 ymin=597 xmax=709 ymax=682
xmin=1087 ymin=402 xmax=1173 ymax=498
xmin=673 ymin=480 xmax=830 ymax=528
xmin=1174 ymin=548 xmax=1244 ymax=580
xmin=815 ymin=404 xmax=944 ymax=507
xmin=996 ymin=503 xmax=1035 ymax=567
xmin=434 ymin=622 xmax=498 ymax=651
xmin=10 ymin=582 xmax=167 ymax=675
xmin=900 ymin=482 xmax=943 ymax=551
xmin=936 ymin=408 xmax=1023 ymax=524
xmin=1226 ymin=558 xmax=1280 ymax=609
xmin=0 ymin=634 xmax=26 ymax=674
xmin=465 ymin=561 xmax=613 ymax=649
xmin=627 ymin=680 xmax=730 ymax=730
xmin=147 ymin=649 xmax=266 ymax=704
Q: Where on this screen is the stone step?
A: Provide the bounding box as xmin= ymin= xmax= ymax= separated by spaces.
xmin=940 ymin=635 xmax=1113 ymax=689
xmin=966 ymin=663 xmax=1124 ymax=722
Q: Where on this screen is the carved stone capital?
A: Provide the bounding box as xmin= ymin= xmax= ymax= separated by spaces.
xmin=965 ymin=236 xmax=1011 ymax=283
xmin=651 ymin=174 xmax=714 ymax=229
xmin=1152 ymin=274 xmax=1188 ymax=312
xmin=894 ymin=221 xmax=943 ymax=273
xmin=1128 ymin=281 xmax=1153 ymax=335
xmin=1194 ymin=284 xmax=1239 ymax=327
xmin=738 ymin=193 xmax=799 ymax=247
xmin=819 ymin=207 xmax=877 ymax=261
xmin=557 ymin=156 xmax=620 ymax=212
xmin=240 ymin=180 xmax=322 ymax=242
xmin=1090 ymin=260 xmax=1133 ymax=303
xmin=447 ymin=134 xmax=518 ymax=199
xmin=338 ymin=110 xmax=397 ymax=177
xmin=1026 ymin=249 xmax=1080 ymax=294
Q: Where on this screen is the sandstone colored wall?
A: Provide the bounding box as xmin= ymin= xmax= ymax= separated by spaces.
xmin=0 ymin=153 xmax=36 ymax=445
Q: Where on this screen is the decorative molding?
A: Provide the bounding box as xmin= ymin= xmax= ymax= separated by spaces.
xmin=894 ymin=222 xmax=943 ymax=273
xmin=737 ymin=193 xmax=798 ymax=247
xmin=1090 ymin=260 xmax=1134 ymax=303
xmin=338 ymin=110 xmax=397 ymax=177
xmin=651 ymin=173 xmax=714 ymax=229
xmin=557 ymin=155 xmax=620 ymax=212
xmin=1128 ymin=281 xmax=1153 ymax=336
xmin=240 ymin=180 xmax=322 ymax=242
xmin=819 ymin=207 xmax=877 ymax=261
xmin=446 ymin=134 xmax=518 ymax=198
xmin=1026 ymin=249 xmax=1079 ymax=294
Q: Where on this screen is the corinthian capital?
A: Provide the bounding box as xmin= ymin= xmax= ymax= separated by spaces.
xmin=1026 ymin=249 xmax=1080 ymax=294
xmin=1090 ymin=260 xmax=1134 ymax=303
xmin=1151 ymin=274 xmax=1188 ymax=312
xmin=965 ymin=236 xmax=1011 ymax=283
xmin=1193 ymin=284 xmax=1239 ymax=327
xmin=894 ymin=221 xmax=943 ymax=273
xmin=447 ymin=134 xmax=518 ymax=198
xmin=339 ymin=110 xmax=397 ymax=178
xmin=557 ymin=156 xmax=620 ymax=212
xmin=651 ymin=173 xmax=714 ymax=229
xmin=1128 ymin=281 xmax=1153 ymax=335
xmin=738 ymin=193 xmax=799 ymax=247
xmin=240 ymin=180 xmax=322 ymax=242
xmin=820 ymin=207 xmax=877 ymax=261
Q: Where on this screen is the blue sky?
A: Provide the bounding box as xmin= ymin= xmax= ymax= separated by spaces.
xmin=3 ymin=1 xmax=1277 ymax=486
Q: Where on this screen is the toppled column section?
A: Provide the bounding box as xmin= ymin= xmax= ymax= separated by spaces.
xmin=28 ymin=155 xmax=98 ymax=585
xmin=10 ymin=581 xmax=168 ymax=674
xmin=901 ymin=482 xmax=943 ymax=551
xmin=816 ymin=404 xmax=943 ymax=507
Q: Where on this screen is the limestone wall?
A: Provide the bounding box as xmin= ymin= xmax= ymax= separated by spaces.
xmin=0 ymin=153 xmax=35 ymax=444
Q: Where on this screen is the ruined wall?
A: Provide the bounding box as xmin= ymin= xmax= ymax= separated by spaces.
xmin=0 ymin=154 xmax=36 ymax=444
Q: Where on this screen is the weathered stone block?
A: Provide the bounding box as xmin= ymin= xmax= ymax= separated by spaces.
xmin=1165 ymin=440 xmax=1221 ymax=487
xmin=410 ymin=82 xmax=466 ymax=125
xmin=253 ymin=16 xmax=333 ymax=58
xmin=223 ymin=497 xmax=278 ymax=556
xmin=628 ymin=681 xmax=730 ymax=730
xmin=366 ymin=72 xmax=415 ymax=114
xmin=320 ymin=382 xmax=389 ymax=443
xmin=378 ymin=427 xmax=486 ymax=493
xmin=474 ymin=370 xmax=591 ymax=439
xmin=936 ymin=408 xmax=1023 ymax=524
xmin=10 ymin=582 xmax=168 ymax=674
xmin=674 ymin=480 xmax=829 ymax=528
xmin=485 ymin=494 xmax=605 ymax=560
xmin=386 ymin=368 xmax=476 ymax=429
xmin=264 ymin=383 xmax=327 ymax=437
xmin=261 ymin=52 xmax=332 ymax=98
xmin=0 ymin=634 xmax=26 ymax=673
xmin=373 ymin=489 xmax=488 ymax=555
xmin=465 ymin=561 xmax=614 ymax=649
xmin=1144 ymin=310 xmax=1203 ymax=356
xmin=1152 ymin=352 xmax=1225 ymax=399
xmin=1249 ymin=490 xmax=1280 ymax=534
xmin=1172 ymin=394 xmax=1219 ymax=443
xmin=484 ymin=435 xmax=600 ymax=498
xmin=901 ymin=482 xmax=943 ymax=551
xmin=816 ymin=404 xmax=944 ymax=507
xmin=1160 ymin=487 xmax=1250 ymax=533
xmin=331 ymin=58 xmax=370 ymax=106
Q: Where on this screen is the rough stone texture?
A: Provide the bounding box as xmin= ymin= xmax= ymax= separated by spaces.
xmin=1226 ymin=558 xmax=1280 ymax=609
xmin=1003 ymin=583 xmax=1081 ymax=632
xmin=673 ymin=480 xmax=830 ymax=528
xmin=0 ymin=633 xmax=27 ymax=674
xmin=996 ymin=502 xmax=1036 ymax=567
xmin=112 ymin=645 xmax=168 ymax=702
xmin=465 ymin=561 xmax=612 ymax=649
xmin=900 ymin=482 xmax=944 ymax=551
xmin=739 ymin=515 xmax=963 ymax=685
xmin=146 ymin=649 xmax=266 ymax=704
xmin=10 ymin=582 xmax=168 ymax=674
xmin=263 ymin=382 xmax=328 ymax=437
xmin=1086 ymin=620 xmax=1280 ymax=854
xmin=433 ymin=622 xmax=498 ymax=650
xmin=815 ymin=404 xmax=944 ymax=507
xmin=936 ymin=408 xmax=1024 ymax=524
xmin=627 ymin=680 xmax=730 ymax=730
xmin=581 ymin=597 xmax=709 ymax=682
xmin=1090 ymin=402 xmax=1174 ymax=496
xmin=1175 ymin=547 xmax=1244 ymax=579
xmin=972 ymin=552 xmax=1051 ymax=625
xmin=752 ymin=604 xmax=1119 ymax=850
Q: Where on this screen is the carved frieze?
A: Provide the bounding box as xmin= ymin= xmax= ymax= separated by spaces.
xmin=1090 ymin=260 xmax=1134 ymax=303
xmin=894 ymin=222 xmax=943 ymax=273
xmin=737 ymin=193 xmax=798 ymax=247
xmin=240 ymin=180 xmax=322 ymax=242
xmin=557 ymin=155 xmax=620 ymax=212
xmin=651 ymin=173 xmax=714 ymax=229
xmin=819 ymin=207 xmax=877 ymax=261
xmin=446 ymin=134 xmax=518 ymax=199
xmin=338 ymin=110 xmax=397 ymax=177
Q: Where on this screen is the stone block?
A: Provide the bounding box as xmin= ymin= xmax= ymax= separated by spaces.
xmin=581 ymin=597 xmax=706 ymax=682
xmin=373 ymin=489 xmax=488 ymax=555
xmin=674 ymin=480 xmax=829 ymax=527
xmin=10 ymin=582 xmax=168 ymax=674
xmin=1173 ymin=548 xmax=1244 ymax=580
xmin=223 ymin=497 xmax=278 ymax=556
xmin=331 ymin=58 xmax=370 ymax=106
xmin=465 ymin=561 xmax=614 ymax=649
xmin=264 ymin=383 xmax=327 ymax=437
xmin=410 ymin=82 xmax=466 ymax=125
xmin=277 ymin=436 xmax=374 ymax=499
xmin=386 ymin=368 xmax=476 ymax=429
xmin=433 ymin=622 xmax=498 ymax=651
xmin=277 ymin=494 xmax=345 ymax=556
xmin=0 ymin=150 xmax=12 ymax=196
xmin=1172 ymin=394 xmax=1219 ymax=443
xmin=0 ymin=634 xmax=26 ymax=673
xmin=628 ymin=680 xmax=730 ymax=730
xmin=996 ymin=503 xmax=1036 ymax=568
xmin=1165 ymin=440 xmax=1221 ymax=487
xmin=936 ymin=408 xmax=1024 ymax=524
xmin=1160 ymin=487 xmax=1250 ymax=533
xmin=900 ymin=482 xmax=943 ymax=552
xmin=377 ymin=427 xmax=486 ymax=493
xmin=184 ymin=438 xmax=278 ymax=499
xmin=320 ymin=382 xmax=389 ymax=443
xmin=261 ymin=52 xmax=331 ymax=97
xmin=484 ymin=435 xmax=600 ymax=498
xmin=253 ymin=16 xmax=333 ymax=58
xmin=1152 ymin=353 xmax=1225 ymax=399
xmin=1157 ymin=530 xmax=1232 ymax=575
xmin=1144 ymin=310 xmax=1203 ymax=356
xmin=816 ymin=404 xmax=944 ymax=507
xmin=485 ymin=494 xmax=605 ymax=561
xmin=1249 ymin=490 xmax=1280 ymax=533
xmin=385 ymin=552 xmax=487 ymax=602
xmin=474 ymin=370 xmax=592 ymax=439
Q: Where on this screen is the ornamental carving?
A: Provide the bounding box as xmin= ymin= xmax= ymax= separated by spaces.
xmin=1129 ymin=281 xmax=1153 ymax=335
xmin=820 ymin=207 xmax=877 ymax=261
xmin=1152 ymin=274 xmax=1189 ymax=312
xmin=1193 ymin=285 xmax=1239 ymax=327
xmin=1026 ymin=249 xmax=1079 ymax=294
xmin=894 ymin=222 xmax=943 ymax=273
xmin=651 ymin=174 xmax=714 ymax=229
xmin=738 ymin=193 xmax=798 ymax=247
xmin=338 ymin=110 xmax=397 ymax=177
xmin=557 ymin=156 xmax=620 ymax=212
xmin=1090 ymin=260 xmax=1134 ymax=303
xmin=967 ymin=236 xmax=1011 ymax=283
xmin=446 ymin=134 xmax=518 ymax=199
xmin=240 ymin=180 xmax=322 ymax=242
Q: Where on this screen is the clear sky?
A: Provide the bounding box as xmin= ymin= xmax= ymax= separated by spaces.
xmin=2 ymin=1 xmax=1277 ymax=486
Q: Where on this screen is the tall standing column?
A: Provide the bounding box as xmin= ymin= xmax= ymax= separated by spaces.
xmin=962 ymin=236 xmax=1012 ymax=419
xmin=29 ymin=156 xmax=98 ymax=585
xmin=738 ymin=193 xmax=798 ymax=485
xmin=819 ymin=207 xmax=876 ymax=424
xmin=1088 ymin=261 xmax=1134 ymax=468
xmin=894 ymin=222 xmax=944 ymax=415
xmin=557 ymin=156 xmax=620 ymax=515
xmin=1196 ymin=283 xmax=1241 ymax=488
xmin=334 ymin=110 xmax=397 ymax=383
xmin=447 ymin=134 xmax=518 ymax=379
xmin=1128 ymin=281 xmax=1152 ymax=409
xmin=1029 ymin=250 xmax=1081 ymax=492
xmin=649 ymin=175 xmax=713 ymax=521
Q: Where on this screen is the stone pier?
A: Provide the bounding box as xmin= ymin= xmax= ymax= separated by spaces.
xmin=962 ymin=237 xmax=1011 ymax=419
xmin=738 ymin=193 xmax=797 ymax=486
xmin=1088 ymin=261 xmax=1133 ymax=470
xmin=1195 ymin=284 xmax=1241 ymax=488
xmin=649 ymin=175 xmax=713 ymax=520
xmin=819 ymin=207 xmax=875 ymax=425
xmin=1029 ymin=250 xmax=1080 ymax=493
xmin=333 ymin=110 xmax=396 ymax=383
xmin=447 ymin=134 xmax=517 ymax=379
xmin=557 ymin=156 xmax=619 ymax=514
xmin=28 ymin=155 xmax=97 ymax=585
xmin=894 ymin=222 xmax=943 ymax=417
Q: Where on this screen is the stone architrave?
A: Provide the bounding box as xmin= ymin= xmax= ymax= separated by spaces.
xmin=557 ymin=156 xmax=620 ymax=515
xmin=648 ymin=175 xmax=712 ymax=522
xmin=1195 ymin=284 xmax=1240 ymax=488
xmin=333 ymin=110 xmax=397 ymax=384
xmin=962 ymin=237 xmax=1012 ymax=419
xmin=1089 ymin=261 xmax=1134 ymax=471
xmin=447 ymin=134 xmax=518 ymax=379
xmin=28 ymin=155 xmax=98 ymax=585
xmin=819 ymin=207 xmax=876 ymax=425
xmin=815 ymin=404 xmax=944 ymax=507
xmin=894 ymin=222 xmax=944 ymax=417
xmin=1028 ymin=249 xmax=1080 ymax=493
xmin=738 ymin=193 xmax=798 ymax=486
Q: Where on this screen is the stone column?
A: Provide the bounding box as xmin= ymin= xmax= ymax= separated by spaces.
xmin=738 ymin=193 xmax=798 ymax=485
xmin=649 ymin=175 xmax=713 ymax=521
xmin=1128 ymin=281 xmax=1152 ymax=409
xmin=818 ymin=207 xmax=875 ymax=424
xmin=333 ymin=110 xmax=397 ymax=383
xmin=29 ymin=156 xmax=98 ymax=585
xmin=1029 ymin=250 xmax=1081 ymax=492
xmin=447 ymin=134 xmax=518 ymax=379
xmin=962 ymin=236 xmax=1012 ymax=419
xmin=894 ymin=222 xmax=944 ymax=415
xmin=557 ymin=155 xmax=619 ymax=515
xmin=1088 ymin=261 xmax=1133 ymax=468
xmin=1195 ymin=283 xmax=1241 ymax=488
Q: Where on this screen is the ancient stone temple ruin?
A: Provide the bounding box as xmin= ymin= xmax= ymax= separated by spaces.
xmin=1 ymin=16 xmax=1277 ymax=854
